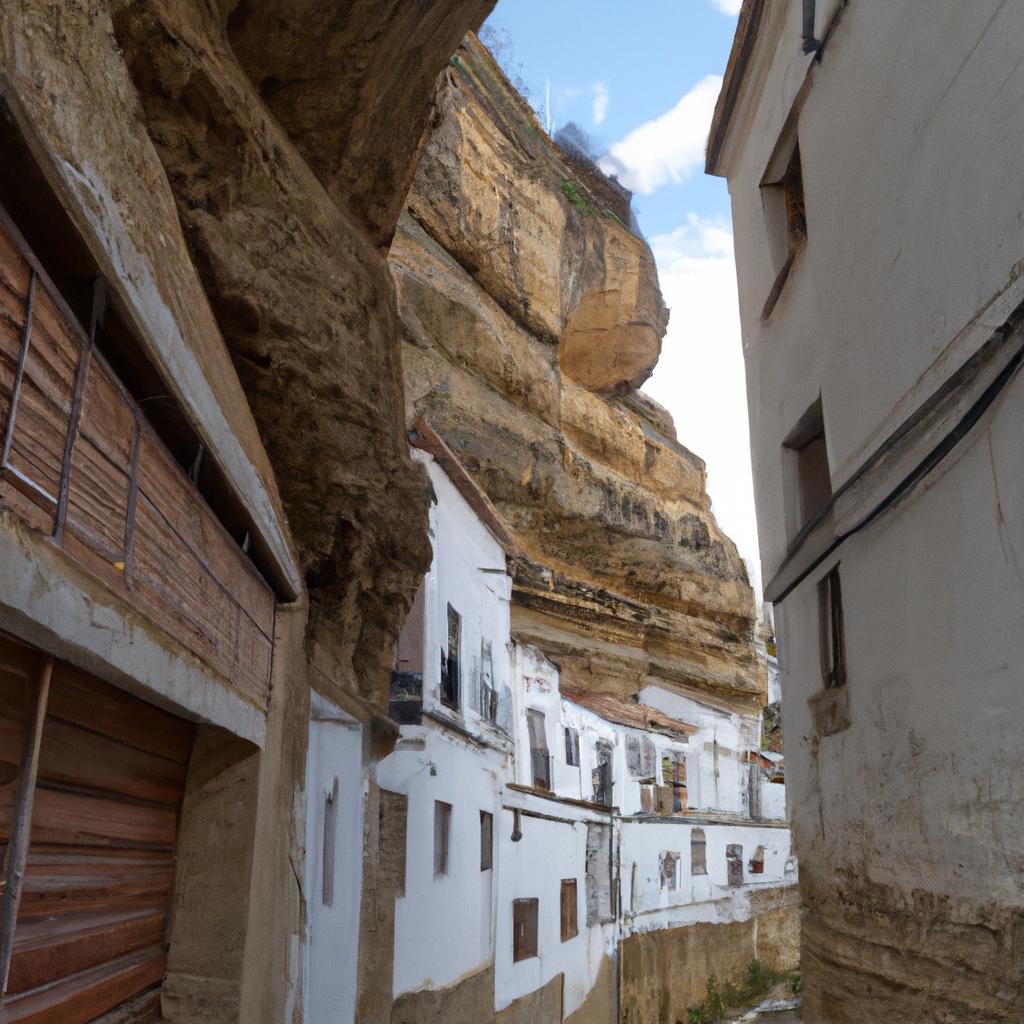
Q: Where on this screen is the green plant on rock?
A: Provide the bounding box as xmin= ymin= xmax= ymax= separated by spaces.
xmin=560 ymin=178 xmax=596 ymax=216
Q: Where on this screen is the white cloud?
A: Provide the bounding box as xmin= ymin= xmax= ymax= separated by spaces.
xmin=591 ymin=81 xmax=610 ymax=126
xmin=642 ymin=215 xmax=763 ymax=596
xmin=710 ymin=0 xmax=743 ymax=15
xmin=598 ymin=75 xmax=722 ymax=195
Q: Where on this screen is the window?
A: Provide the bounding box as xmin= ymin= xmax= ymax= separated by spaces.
xmin=526 ymin=709 xmax=551 ymax=790
xmin=480 ymin=810 xmax=493 ymax=871
xmin=784 ymin=399 xmax=831 ymax=532
xmin=592 ymin=742 xmax=613 ymax=805
xmin=512 ymin=898 xmax=539 ymax=961
xmin=440 ymin=605 xmax=460 ymax=709
xmin=0 ymin=121 xmax=279 ymax=589
xmin=661 ymin=754 xmax=687 ymax=813
xmin=761 ymin=142 xmax=807 ymax=318
xmin=433 ymin=801 xmax=452 ymax=877
xmin=659 ymin=852 xmax=680 ymax=891
xmin=626 ymin=735 xmax=656 ymax=779
xmin=819 ymin=566 xmax=846 ymax=689
xmin=564 ymin=726 xmax=580 ymax=767
xmin=479 ymin=639 xmax=497 ymax=722
xmin=560 ymin=879 xmax=578 ymax=942
xmin=726 ymin=844 xmax=744 ymax=886
xmin=691 ymin=828 xmax=707 ymax=876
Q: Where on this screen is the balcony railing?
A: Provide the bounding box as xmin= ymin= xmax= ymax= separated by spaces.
xmin=0 ymin=206 xmax=274 ymax=708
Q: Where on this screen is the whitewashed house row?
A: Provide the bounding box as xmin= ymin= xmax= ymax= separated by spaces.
xmin=374 ymin=434 xmax=797 ymax=1018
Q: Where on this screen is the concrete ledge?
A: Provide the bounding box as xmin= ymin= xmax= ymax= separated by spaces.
xmin=0 ymin=511 xmax=266 ymax=746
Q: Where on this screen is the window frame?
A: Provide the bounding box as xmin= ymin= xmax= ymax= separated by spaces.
xmin=512 ymin=897 xmax=539 ymax=962
xmin=560 ymin=879 xmax=578 ymax=942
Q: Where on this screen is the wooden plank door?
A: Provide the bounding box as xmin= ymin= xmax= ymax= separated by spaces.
xmin=0 ymin=633 xmax=196 ymax=1023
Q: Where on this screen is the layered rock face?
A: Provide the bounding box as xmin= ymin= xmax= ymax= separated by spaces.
xmin=391 ymin=34 xmax=762 ymax=711
xmin=109 ymin=0 xmax=490 ymax=707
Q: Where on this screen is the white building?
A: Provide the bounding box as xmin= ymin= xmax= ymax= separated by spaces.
xmin=370 ymin=425 xmax=796 ymax=1020
xmin=706 ymin=1 xmax=1024 ymax=1019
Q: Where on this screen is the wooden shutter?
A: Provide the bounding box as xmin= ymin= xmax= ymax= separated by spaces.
xmin=559 ymin=880 xmax=577 ymax=942
xmin=0 ymin=633 xmax=196 ymax=1023
xmin=512 ymin=898 xmax=538 ymax=962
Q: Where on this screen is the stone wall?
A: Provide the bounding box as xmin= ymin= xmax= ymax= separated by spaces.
xmin=620 ymin=888 xmax=800 ymax=1023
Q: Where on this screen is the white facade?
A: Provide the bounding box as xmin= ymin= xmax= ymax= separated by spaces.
xmin=707 ymin=0 xmax=1024 ymax=1018
xmin=373 ymin=445 xmax=795 ymax=1015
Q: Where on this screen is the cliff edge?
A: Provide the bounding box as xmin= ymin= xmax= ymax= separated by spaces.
xmin=390 ymin=34 xmax=762 ymax=711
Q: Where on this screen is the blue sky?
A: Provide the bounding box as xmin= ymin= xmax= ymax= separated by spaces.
xmin=483 ymin=0 xmax=763 ymax=594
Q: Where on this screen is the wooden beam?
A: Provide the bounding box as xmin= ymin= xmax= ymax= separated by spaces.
xmin=0 ymin=655 xmax=52 ymax=998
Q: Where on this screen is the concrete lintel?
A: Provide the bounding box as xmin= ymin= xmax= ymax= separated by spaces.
xmin=0 ymin=513 xmax=266 ymax=746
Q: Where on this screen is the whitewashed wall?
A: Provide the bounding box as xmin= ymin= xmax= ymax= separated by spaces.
xmin=377 ymin=730 xmax=506 ymax=996
xmin=493 ymin=804 xmax=615 ymax=1016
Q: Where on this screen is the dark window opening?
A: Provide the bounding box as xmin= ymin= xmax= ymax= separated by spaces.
xmin=560 ymin=879 xmax=578 ymax=942
xmin=0 ymin=114 xmax=281 ymax=593
xmin=440 ymin=605 xmax=461 ymax=710
xmin=480 ymin=810 xmax=493 ymax=872
xmin=433 ymin=800 xmax=451 ymax=877
xmin=819 ymin=566 xmax=846 ymax=689
xmin=691 ymin=828 xmax=707 ymax=876
xmin=513 ymin=898 xmax=539 ymax=961
xmin=784 ymin=399 xmax=832 ymax=533
xmin=781 ymin=146 xmax=807 ymax=253
xmin=526 ymin=709 xmax=551 ymax=790
xmin=593 ymin=741 xmax=613 ymax=806
xmin=564 ymin=726 xmax=580 ymax=767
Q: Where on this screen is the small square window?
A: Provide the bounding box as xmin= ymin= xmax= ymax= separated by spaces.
xmin=513 ymin=898 xmax=539 ymax=961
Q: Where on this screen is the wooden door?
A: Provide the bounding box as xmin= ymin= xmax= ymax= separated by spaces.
xmin=0 ymin=633 xmax=196 ymax=1022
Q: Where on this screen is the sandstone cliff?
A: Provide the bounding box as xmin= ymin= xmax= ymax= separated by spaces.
xmin=391 ymin=34 xmax=763 ymax=711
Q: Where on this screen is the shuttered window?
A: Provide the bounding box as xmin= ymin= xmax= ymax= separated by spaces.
xmin=512 ymin=898 xmax=538 ymax=962
xmin=526 ymin=710 xmax=550 ymax=790
xmin=0 ymin=632 xmax=196 ymax=1022
xmin=560 ymin=879 xmax=578 ymax=942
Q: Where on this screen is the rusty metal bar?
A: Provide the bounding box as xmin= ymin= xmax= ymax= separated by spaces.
xmin=53 ymin=278 xmax=104 ymax=545
xmin=0 ymin=654 xmax=53 ymax=997
xmin=1 ymin=269 xmax=37 ymax=470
